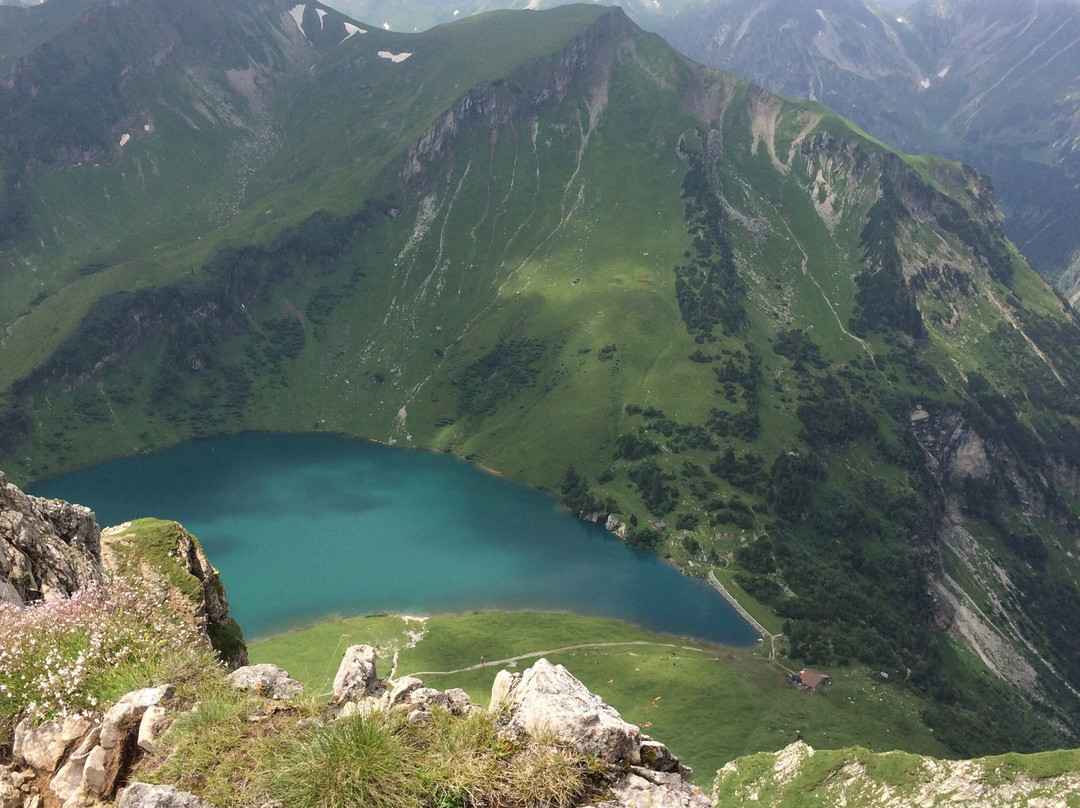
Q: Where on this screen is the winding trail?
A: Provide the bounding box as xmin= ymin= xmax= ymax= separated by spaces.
xmin=405 ymin=640 xmax=713 ymax=678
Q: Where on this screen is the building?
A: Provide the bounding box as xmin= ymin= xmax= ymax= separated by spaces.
xmin=797 ymin=668 xmax=831 ymax=693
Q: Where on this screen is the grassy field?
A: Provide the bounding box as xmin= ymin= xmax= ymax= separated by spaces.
xmin=251 ymin=611 xmax=953 ymax=786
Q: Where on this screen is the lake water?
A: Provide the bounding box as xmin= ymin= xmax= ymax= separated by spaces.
xmin=29 ymin=433 xmax=760 ymax=646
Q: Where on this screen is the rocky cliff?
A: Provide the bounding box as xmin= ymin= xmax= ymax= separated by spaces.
xmin=0 ymin=471 xmax=102 ymax=606
xmin=0 ymin=475 xmax=246 ymax=667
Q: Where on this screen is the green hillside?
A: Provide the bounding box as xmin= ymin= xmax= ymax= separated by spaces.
xmin=2 ymin=0 xmax=1080 ymax=759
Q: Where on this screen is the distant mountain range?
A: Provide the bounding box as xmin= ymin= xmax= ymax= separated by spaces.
xmin=3 ymin=0 xmax=1080 ymax=759
xmin=324 ymin=0 xmax=1080 ymax=299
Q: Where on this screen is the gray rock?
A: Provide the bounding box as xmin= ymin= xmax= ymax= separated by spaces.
xmin=490 ymin=659 xmax=641 ymax=765
xmin=639 ymin=740 xmax=681 ymax=774
xmin=49 ymin=727 xmax=101 ymax=803
xmin=137 ymin=705 xmax=170 ymax=754
xmin=0 ymin=472 xmax=102 ymax=605
xmin=14 ymin=715 xmax=92 ymax=773
xmin=100 ymin=701 xmax=142 ymax=751
xmin=387 ymin=676 xmax=424 ymax=706
xmin=609 ymin=768 xmax=710 ymax=808
xmin=80 ymin=745 xmax=109 ymax=797
xmin=227 ymin=664 xmax=303 ymax=700
xmin=118 ymin=783 xmax=213 ymax=808
xmin=332 ymin=645 xmax=383 ymax=703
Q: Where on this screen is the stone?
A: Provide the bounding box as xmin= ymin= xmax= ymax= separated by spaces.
xmin=490 ymin=659 xmax=642 ymax=766
xmin=81 ymin=746 xmax=109 ymax=796
xmin=639 ymin=740 xmax=680 ymax=774
xmin=118 ymin=783 xmax=213 ymax=808
xmin=332 ymin=645 xmax=383 ymax=703
xmin=227 ymin=664 xmax=303 ymax=700
xmin=137 ymin=706 xmax=170 ymax=754
xmin=100 ymin=702 xmax=141 ymax=750
xmin=14 ymin=717 xmax=84 ymax=773
xmin=609 ymin=768 xmax=710 ymax=808
xmin=444 ymin=688 xmax=473 ymax=715
xmin=120 ymin=685 xmax=174 ymax=711
xmin=388 ymin=676 xmax=424 ymax=706
xmin=0 ymin=472 xmax=102 ymax=605
xmin=49 ymin=727 xmax=101 ymax=803
xmin=0 ymin=778 xmax=21 ymax=808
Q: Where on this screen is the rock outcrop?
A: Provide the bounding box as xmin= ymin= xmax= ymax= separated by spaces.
xmin=99 ymin=520 xmax=247 ymax=668
xmin=0 ymin=472 xmax=101 ymax=606
xmin=0 ymin=472 xmax=245 ymax=668
xmin=713 ymin=740 xmax=1080 ymax=807
xmin=8 ymin=685 xmax=175 ymax=808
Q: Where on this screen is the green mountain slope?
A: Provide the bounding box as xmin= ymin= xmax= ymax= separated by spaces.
xmin=322 ymin=0 xmax=1080 ymax=297
xmin=713 ymin=741 xmax=1080 ymax=807
xmin=2 ymin=0 xmax=1080 ymax=758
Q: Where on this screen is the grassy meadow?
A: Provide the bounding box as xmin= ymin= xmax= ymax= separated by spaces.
xmin=251 ymin=611 xmax=953 ymax=785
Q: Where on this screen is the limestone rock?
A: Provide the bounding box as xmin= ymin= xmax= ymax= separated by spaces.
xmin=118 ymin=783 xmax=213 ymax=808
xmin=609 ymin=768 xmax=710 ymax=808
xmin=388 ymin=676 xmax=424 ymax=706
xmin=137 ymin=706 xmax=170 ymax=754
xmin=227 ymin=664 xmax=303 ymax=700
xmin=49 ymin=727 xmax=101 ymax=803
xmin=332 ymin=645 xmax=383 ymax=703
xmin=639 ymin=740 xmax=681 ymax=774
xmin=0 ymin=471 xmax=101 ymax=605
xmin=490 ymin=658 xmax=641 ymax=765
xmin=100 ymin=686 xmax=172 ymax=751
xmin=14 ymin=714 xmax=92 ymax=773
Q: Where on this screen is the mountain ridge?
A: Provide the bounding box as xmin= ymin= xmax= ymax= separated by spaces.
xmin=2 ymin=0 xmax=1080 ymax=758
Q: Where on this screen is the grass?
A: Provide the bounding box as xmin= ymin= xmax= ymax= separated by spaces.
xmin=251 ymin=611 xmax=953 ymax=786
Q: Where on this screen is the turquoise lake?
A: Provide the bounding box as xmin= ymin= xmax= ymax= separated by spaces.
xmin=29 ymin=433 xmax=760 ymax=646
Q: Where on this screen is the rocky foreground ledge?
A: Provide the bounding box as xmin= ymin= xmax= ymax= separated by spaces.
xmin=2 ymin=646 xmax=708 ymax=808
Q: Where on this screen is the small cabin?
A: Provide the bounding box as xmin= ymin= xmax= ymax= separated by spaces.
xmin=797 ymin=668 xmax=831 ymax=693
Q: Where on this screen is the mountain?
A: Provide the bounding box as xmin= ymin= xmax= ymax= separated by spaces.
xmin=321 ymin=0 xmax=1080 ymax=297
xmin=3 ymin=0 xmax=1080 ymax=757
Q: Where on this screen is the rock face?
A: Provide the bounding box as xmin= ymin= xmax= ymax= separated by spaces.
xmin=7 ymin=685 xmax=175 ymax=808
xmin=0 ymin=471 xmax=102 ymax=605
xmin=100 ymin=520 xmax=248 ymax=668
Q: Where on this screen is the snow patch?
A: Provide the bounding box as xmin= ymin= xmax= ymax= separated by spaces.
xmin=937 ymin=65 xmax=950 ymax=78
xmin=816 ymin=8 xmax=826 ymax=22
xmin=920 ymin=78 xmax=931 ymax=89
xmin=315 ymin=7 xmax=327 ymax=27
xmin=343 ymin=21 xmax=366 ymax=39
xmin=119 ymin=133 xmax=130 ymax=148
xmin=288 ymin=4 xmax=307 ymax=36
xmin=378 ymin=50 xmax=412 ymax=62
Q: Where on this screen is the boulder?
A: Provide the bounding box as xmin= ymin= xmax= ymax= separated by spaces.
xmin=118 ymin=784 xmax=213 ymax=808
xmin=137 ymin=706 xmax=170 ymax=754
xmin=490 ymin=659 xmax=641 ymax=765
xmin=227 ymin=664 xmax=303 ymax=700
xmin=388 ymin=676 xmax=424 ymax=706
xmin=49 ymin=727 xmax=101 ymax=803
xmin=332 ymin=645 xmax=383 ymax=703
xmin=14 ymin=714 xmax=92 ymax=773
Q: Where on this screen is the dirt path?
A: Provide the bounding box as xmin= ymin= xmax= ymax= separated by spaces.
xmin=404 ymin=640 xmax=712 ymax=678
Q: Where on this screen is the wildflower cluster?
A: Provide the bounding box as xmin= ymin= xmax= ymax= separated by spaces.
xmin=0 ymin=575 xmax=206 ymax=733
